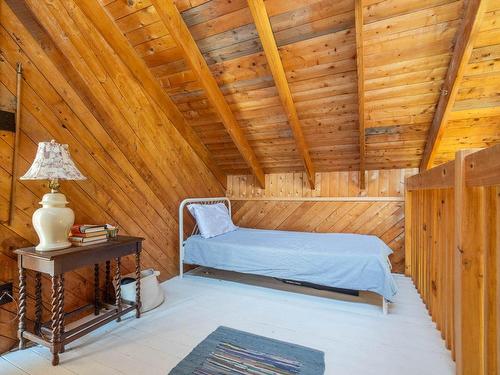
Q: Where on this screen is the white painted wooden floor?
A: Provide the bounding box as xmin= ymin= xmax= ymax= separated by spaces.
xmin=1 ymin=269 xmax=454 ymax=375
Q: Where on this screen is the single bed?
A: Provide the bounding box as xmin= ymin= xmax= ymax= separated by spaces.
xmin=179 ymin=198 xmax=397 ymax=313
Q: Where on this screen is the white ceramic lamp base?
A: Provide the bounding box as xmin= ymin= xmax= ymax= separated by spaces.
xmin=33 ymin=192 xmax=75 ymax=252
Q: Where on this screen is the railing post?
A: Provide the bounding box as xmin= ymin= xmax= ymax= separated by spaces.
xmin=404 ymin=180 xmax=412 ymax=276
xmin=484 ymin=185 xmax=499 ymax=374
xmin=454 ymin=149 xmax=485 ymax=375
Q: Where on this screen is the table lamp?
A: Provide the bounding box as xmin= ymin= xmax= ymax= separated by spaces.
xmin=20 ymin=140 xmax=86 ymax=251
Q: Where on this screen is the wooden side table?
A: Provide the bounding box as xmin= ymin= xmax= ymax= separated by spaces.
xmin=14 ymin=235 xmax=144 ymax=366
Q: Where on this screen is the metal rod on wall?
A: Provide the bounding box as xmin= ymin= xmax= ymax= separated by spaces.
xmin=8 ymin=63 xmax=22 ymax=225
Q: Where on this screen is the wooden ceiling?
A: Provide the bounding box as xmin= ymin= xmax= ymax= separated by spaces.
xmin=18 ymin=0 xmax=500 ymax=182
xmin=430 ymin=0 xmax=500 ymax=166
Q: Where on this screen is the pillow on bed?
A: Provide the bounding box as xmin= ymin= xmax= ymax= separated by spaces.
xmin=187 ymin=203 xmax=238 ymax=239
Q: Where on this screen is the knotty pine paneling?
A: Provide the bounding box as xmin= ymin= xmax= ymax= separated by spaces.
xmin=228 ymin=169 xmax=417 ymax=274
xmin=103 ymin=0 xmax=463 ymax=174
xmin=228 ymin=169 xmax=417 ymax=199
xmin=407 ymin=188 xmax=455 ymax=354
xmin=99 ymin=0 xmax=500 ymax=174
xmin=433 ymin=0 xmax=500 ymax=166
xmin=406 ymin=146 xmax=500 ymax=373
xmin=0 ymin=1 xmax=223 ymax=354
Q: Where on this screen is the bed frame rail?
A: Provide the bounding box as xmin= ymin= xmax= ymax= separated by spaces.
xmin=178 ymin=197 xmax=231 ymax=278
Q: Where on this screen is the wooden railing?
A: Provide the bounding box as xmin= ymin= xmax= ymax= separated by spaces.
xmin=405 ymin=145 xmax=500 ymax=375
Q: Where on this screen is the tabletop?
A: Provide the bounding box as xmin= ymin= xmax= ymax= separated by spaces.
xmin=15 ymin=236 xmax=144 ymax=275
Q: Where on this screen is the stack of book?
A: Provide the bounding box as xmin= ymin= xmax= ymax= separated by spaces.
xmin=70 ymin=224 xmax=108 ymax=247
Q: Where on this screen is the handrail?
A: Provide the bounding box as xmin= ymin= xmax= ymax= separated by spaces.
xmin=407 ymin=144 xmax=500 ymax=190
xmin=406 ymin=160 xmax=455 ymax=190
xmin=405 ymin=145 xmax=500 ymax=374
xmin=465 ymin=144 xmax=500 ymax=187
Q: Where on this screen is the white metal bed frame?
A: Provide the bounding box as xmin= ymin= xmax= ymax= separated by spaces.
xmin=178 ymin=197 xmax=389 ymax=314
xmin=179 ymin=197 xmax=232 ymax=279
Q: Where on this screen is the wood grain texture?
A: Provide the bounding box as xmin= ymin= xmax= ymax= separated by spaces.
xmin=1 ymin=0 xmax=499 ymax=359
xmin=228 ymin=169 xmax=417 ymax=199
xmin=361 ymin=0 xmax=462 ymax=170
xmin=0 ymin=0 xmax=223 ymax=355
xmin=465 ymin=143 xmax=500 ymax=187
xmin=406 ymin=146 xmax=500 ymax=373
xmin=98 ymin=0 xmax=498 ymax=174
xmin=421 ymin=0 xmax=488 ymax=170
xmin=406 ymin=160 xmax=455 ymax=190
xmin=247 ymin=0 xmax=315 ymax=188
xmin=406 ymin=187 xmax=456 ymax=353
xmin=150 ymin=0 xmax=266 ymax=187
xmin=354 ymin=0 xmax=366 ymax=188
xmin=228 ymin=168 xmax=417 ymax=273
xmin=432 ymin=0 xmax=500 ymax=166
xmin=75 ymin=0 xmax=227 ymax=188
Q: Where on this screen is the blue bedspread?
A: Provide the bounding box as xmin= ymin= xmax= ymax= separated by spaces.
xmin=183 ymin=228 xmax=398 ymax=301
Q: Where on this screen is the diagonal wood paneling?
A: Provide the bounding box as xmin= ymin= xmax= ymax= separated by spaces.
xmin=0 ymin=0 xmax=223 ymax=355
xmin=228 ymin=168 xmax=417 ymax=273
xmin=150 ymin=0 xmax=266 ymax=187
xmin=231 ymin=200 xmax=406 ymax=273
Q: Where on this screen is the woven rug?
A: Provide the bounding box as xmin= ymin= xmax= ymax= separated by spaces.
xmin=169 ymin=326 xmax=325 ymax=375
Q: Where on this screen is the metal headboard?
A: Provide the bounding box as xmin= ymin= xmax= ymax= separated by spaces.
xmin=178 ymin=197 xmax=231 ymax=277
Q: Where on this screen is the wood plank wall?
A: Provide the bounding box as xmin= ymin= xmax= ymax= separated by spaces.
xmin=0 ymin=1 xmax=223 ymax=355
xmin=228 ymin=169 xmax=417 ymax=273
xmin=406 ymin=145 xmax=500 ymax=374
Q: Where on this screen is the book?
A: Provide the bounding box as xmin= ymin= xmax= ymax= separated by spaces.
xmin=71 ymin=238 xmax=108 ymax=247
xmin=71 ymin=224 xmax=107 ymax=234
xmin=70 ymin=230 xmax=108 ymax=238
xmin=69 ymin=234 xmax=108 ymax=243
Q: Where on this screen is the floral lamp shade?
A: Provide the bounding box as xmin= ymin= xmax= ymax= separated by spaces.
xmin=20 ymin=140 xmax=86 ymax=181
xmin=20 ymin=140 xmax=85 ymax=252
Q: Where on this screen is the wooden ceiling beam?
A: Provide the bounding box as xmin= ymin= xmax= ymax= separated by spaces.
xmin=247 ymin=0 xmax=316 ymax=189
xmin=73 ymin=0 xmax=227 ymax=189
xmin=354 ymin=0 xmax=366 ymax=189
xmin=420 ymin=0 xmax=488 ymax=170
xmin=150 ymin=0 xmax=266 ymax=188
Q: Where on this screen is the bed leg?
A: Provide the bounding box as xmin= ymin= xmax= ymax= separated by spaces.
xmin=382 ymin=298 xmax=388 ymax=315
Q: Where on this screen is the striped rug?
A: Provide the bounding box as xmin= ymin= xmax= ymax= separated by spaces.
xmin=169 ymin=326 xmax=325 ymax=375
xmin=194 ymin=342 xmax=301 ymax=374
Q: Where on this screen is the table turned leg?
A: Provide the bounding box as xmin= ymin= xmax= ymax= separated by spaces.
xmin=135 ymin=246 xmax=141 ymax=318
xmin=34 ymin=272 xmax=42 ymax=335
xmin=105 ymin=260 xmax=111 ymax=303
xmin=17 ymin=266 xmax=26 ymax=350
xmin=94 ymin=264 xmax=100 ymax=315
xmin=58 ymin=274 xmax=65 ymax=354
xmin=50 ymin=275 xmax=61 ymax=366
xmin=115 ymin=257 xmax=122 ymax=322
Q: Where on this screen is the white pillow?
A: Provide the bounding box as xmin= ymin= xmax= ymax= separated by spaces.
xmin=187 ymin=203 xmax=238 ymax=239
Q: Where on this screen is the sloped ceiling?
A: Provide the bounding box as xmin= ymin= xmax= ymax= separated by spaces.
xmin=432 ymin=0 xmax=500 ymax=165
xmin=20 ymin=0 xmax=500 ymax=176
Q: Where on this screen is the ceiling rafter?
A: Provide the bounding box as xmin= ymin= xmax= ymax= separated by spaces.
xmin=247 ymin=0 xmax=316 ymax=189
xmin=354 ymin=0 xmax=366 ymax=189
xmin=74 ymin=0 xmax=227 ymax=189
xmin=420 ymin=0 xmax=488 ymax=171
xmin=150 ymin=0 xmax=266 ymax=188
